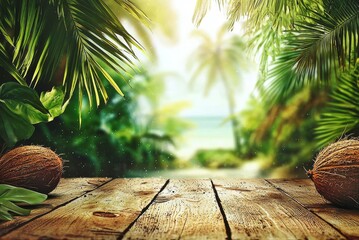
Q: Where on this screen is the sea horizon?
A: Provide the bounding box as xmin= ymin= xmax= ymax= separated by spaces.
xmin=173 ymin=115 xmax=235 ymax=160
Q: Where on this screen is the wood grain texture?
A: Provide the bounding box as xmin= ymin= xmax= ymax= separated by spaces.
xmin=0 ymin=178 xmax=110 ymax=236
xmin=213 ymin=179 xmax=345 ymax=240
xmin=3 ymin=178 xmax=167 ymax=240
xmin=123 ymin=179 xmax=227 ymax=240
xmin=269 ymin=178 xmax=359 ymax=239
xmin=267 ymin=179 xmax=330 ymax=208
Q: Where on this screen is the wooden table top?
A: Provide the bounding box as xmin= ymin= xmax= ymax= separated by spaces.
xmin=0 ymin=178 xmax=358 ymax=240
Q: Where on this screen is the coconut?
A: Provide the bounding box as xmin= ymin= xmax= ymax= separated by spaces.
xmin=0 ymin=145 xmax=63 ymax=194
xmin=307 ymin=139 xmax=359 ymax=208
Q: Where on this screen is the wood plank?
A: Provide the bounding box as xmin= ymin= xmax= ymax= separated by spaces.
xmin=213 ymin=179 xmax=345 ymax=240
xmin=2 ymin=178 xmax=167 ymax=240
xmin=123 ymin=179 xmax=228 ymax=239
xmin=267 ymin=179 xmax=329 ymax=208
xmin=269 ymin=178 xmax=359 ymax=239
xmin=0 ymin=178 xmax=110 ymax=236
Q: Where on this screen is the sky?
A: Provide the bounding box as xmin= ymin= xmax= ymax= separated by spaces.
xmin=141 ymin=0 xmax=259 ymax=117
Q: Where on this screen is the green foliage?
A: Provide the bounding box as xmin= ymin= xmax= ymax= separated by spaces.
xmin=0 ymin=0 xmax=147 ymax=108
xmin=108 ymin=0 xmax=178 ymax=59
xmin=0 ymin=0 xmax=151 ymax=147
xmin=316 ymin=63 xmax=359 ymax=148
xmin=193 ymin=0 xmax=359 ymax=174
xmin=0 ymin=82 xmax=64 ymax=146
xmin=265 ymin=0 xmax=359 ymax=104
xmin=194 ymin=0 xmax=359 ymax=105
xmin=28 ymin=68 xmax=191 ymax=176
xmin=40 ymin=87 xmax=66 ymax=121
xmin=237 ymin=88 xmax=325 ymax=169
xmin=0 ymin=184 xmax=47 ymax=221
xmin=191 ymin=149 xmax=243 ymax=169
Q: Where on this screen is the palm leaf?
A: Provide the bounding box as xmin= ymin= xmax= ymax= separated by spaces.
xmin=1 ymin=0 xmax=146 ymax=109
xmin=192 ymin=0 xmax=225 ymax=26
xmin=315 ymin=62 xmax=359 ymax=148
xmin=264 ymin=0 xmax=359 ymax=104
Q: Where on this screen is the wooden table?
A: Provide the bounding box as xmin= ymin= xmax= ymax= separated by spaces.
xmin=1 ymin=178 xmax=359 ymax=239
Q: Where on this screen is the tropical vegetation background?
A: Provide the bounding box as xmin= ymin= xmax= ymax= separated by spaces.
xmin=1 ymin=0 xmax=358 ymax=178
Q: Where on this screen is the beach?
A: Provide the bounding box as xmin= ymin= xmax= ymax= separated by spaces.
xmin=174 ymin=116 xmax=235 ymax=160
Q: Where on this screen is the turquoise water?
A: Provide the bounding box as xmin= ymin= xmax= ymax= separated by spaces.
xmin=174 ymin=116 xmax=234 ymax=159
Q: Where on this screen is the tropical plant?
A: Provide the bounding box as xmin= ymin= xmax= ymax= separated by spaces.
xmin=264 ymin=0 xmax=359 ymax=104
xmin=194 ymin=0 xmax=359 ymax=104
xmin=316 ymin=62 xmax=359 ymax=148
xmin=0 ymin=82 xmax=64 ymax=147
xmin=28 ymin=67 xmax=191 ymax=176
xmin=1 ymin=0 xmax=147 ymax=104
xmin=107 ymin=0 xmax=178 ymax=59
xmin=193 ymin=0 xmax=359 ymax=149
xmin=189 ymin=27 xmax=249 ymax=154
xmin=0 ymin=184 xmax=47 ymax=221
xmin=0 ymin=0 xmax=149 ymax=147
xmin=190 ymin=149 xmax=242 ymax=169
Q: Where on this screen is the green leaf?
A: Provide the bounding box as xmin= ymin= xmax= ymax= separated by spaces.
xmin=0 ymin=45 xmax=26 ymax=85
xmin=0 ymin=184 xmax=47 ymax=221
xmin=0 ymin=82 xmax=48 ymax=114
xmin=40 ymin=86 xmax=65 ymax=120
xmin=315 ymin=63 xmax=359 ymax=148
xmin=0 ymin=82 xmax=51 ymax=146
xmin=0 ymin=104 xmax=34 ymax=147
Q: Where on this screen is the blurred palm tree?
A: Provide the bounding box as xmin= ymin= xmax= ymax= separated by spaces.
xmin=189 ymin=27 xmax=249 ymax=154
xmin=193 ymin=0 xmax=359 ymax=147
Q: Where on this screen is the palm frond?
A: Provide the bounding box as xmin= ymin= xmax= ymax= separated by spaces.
xmin=0 ymin=0 xmax=15 ymax=46
xmin=0 ymin=44 xmax=26 ymax=85
xmin=263 ymin=0 xmax=359 ymax=104
xmin=1 ymin=0 xmax=146 ymax=109
xmin=189 ymin=29 xmax=248 ymax=95
xmin=192 ymin=0 xmax=226 ymax=26
xmin=193 ymin=0 xmax=320 ymax=92
xmin=315 ymin=62 xmax=359 ymax=148
xmin=56 ymin=0 xmax=143 ymax=106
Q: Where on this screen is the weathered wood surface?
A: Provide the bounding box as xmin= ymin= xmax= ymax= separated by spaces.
xmin=1 ymin=178 xmax=359 ymax=240
xmin=0 ymin=178 xmax=110 ymax=236
xmin=269 ymin=179 xmax=359 ymax=239
xmin=123 ymin=179 xmax=228 ymax=239
xmin=2 ymin=178 xmax=167 ymax=240
xmin=213 ymin=179 xmax=345 ymax=239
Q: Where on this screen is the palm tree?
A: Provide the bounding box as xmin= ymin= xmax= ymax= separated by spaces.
xmin=193 ymin=0 xmax=359 ymax=146
xmin=189 ymin=27 xmax=249 ymax=154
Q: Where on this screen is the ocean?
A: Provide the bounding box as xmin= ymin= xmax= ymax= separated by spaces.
xmin=173 ymin=116 xmax=235 ymax=160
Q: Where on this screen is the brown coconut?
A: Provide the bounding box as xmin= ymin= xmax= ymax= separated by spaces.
xmin=0 ymin=145 xmax=63 ymax=194
xmin=308 ymin=139 xmax=359 ymax=208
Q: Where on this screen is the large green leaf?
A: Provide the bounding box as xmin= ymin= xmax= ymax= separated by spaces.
xmin=0 ymin=104 xmax=34 ymax=146
xmin=40 ymin=86 xmax=65 ymax=121
xmin=0 ymin=184 xmax=47 ymax=221
xmin=0 ymin=82 xmax=49 ymax=124
xmin=0 ymin=82 xmax=64 ymax=146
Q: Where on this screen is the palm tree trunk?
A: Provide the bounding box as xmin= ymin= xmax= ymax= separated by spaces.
xmin=220 ymin=69 xmax=241 ymax=156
